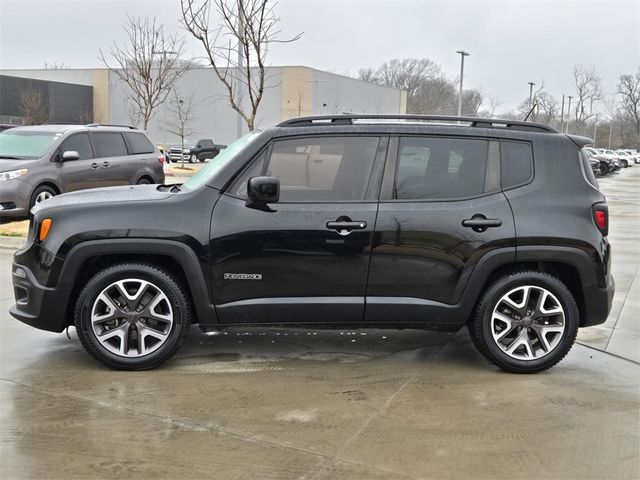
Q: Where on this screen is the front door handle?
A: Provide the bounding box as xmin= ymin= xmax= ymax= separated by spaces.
xmin=90 ymin=162 xmax=99 ymax=169
xmin=326 ymin=219 xmax=367 ymax=236
xmin=462 ymin=215 xmax=502 ymax=233
xmin=101 ymin=161 xmax=110 ymax=168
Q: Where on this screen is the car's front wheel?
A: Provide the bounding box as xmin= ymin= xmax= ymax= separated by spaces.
xmin=30 ymin=184 xmax=57 ymax=209
xmin=74 ymin=263 xmax=191 ymax=370
xmin=189 ymin=154 xmax=197 ymax=163
xmin=469 ymin=271 xmax=579 ymax=373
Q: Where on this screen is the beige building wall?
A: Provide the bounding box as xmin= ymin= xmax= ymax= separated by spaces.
xmin=91 ymin=69 xmax=110 ymax=123
xmin=280 ymin=67 xmax=314 ymax=121
xmin=399 ymin=90 xmax=408 ymax=114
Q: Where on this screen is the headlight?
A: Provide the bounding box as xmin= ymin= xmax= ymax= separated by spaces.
xmin=0 ymin=169 xmax=28 ymax=182
xmin=184 ymin=149 xmax=191 ymax=154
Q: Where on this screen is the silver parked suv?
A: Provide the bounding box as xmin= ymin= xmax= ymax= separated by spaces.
xmin=0 ymin=124 xmax=165 ymax=220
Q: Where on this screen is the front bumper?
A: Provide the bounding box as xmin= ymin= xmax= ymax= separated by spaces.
xmin=0 ymin=178 xmax=30 ymax=219
xmin=10 ymin=243 xmax=69 ymax=333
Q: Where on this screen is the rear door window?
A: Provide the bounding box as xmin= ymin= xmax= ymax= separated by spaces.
xmin=392 ymin=136 xmax=499 ymax=200
xmin=92 ymin=132 xmax=128 ymax=158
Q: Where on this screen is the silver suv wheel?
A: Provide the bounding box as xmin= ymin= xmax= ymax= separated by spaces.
xmin=490 ymin=285 xmax=565 ymax=360
xmin=91 ymin=278 xmax=174 ymax=358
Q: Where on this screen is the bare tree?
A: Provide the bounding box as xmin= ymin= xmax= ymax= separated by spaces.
xmin=618 ymin=69 xmax=640 ymax=136
xmin=19 ymin=83 xmax=50 ymax=125
xmin=100 ymin=16 xmax=189 ymax=129
xmin=573 ymin=65 xmax=602 ymax=124
xmin=373 ymin=58 xmax=440 ymax=97
xmin=357 ymin=67 xmax=378 ymax=83
xmin=181 ymin=0 xmax=302 ymax=131
xmin=167 ymin=89 xmax=197 ymax=168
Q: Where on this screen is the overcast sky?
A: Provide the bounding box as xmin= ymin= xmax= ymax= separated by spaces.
xmin=1 ymin=0 xmax=638 ymax=113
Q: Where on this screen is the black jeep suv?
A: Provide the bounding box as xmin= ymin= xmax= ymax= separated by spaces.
xmin=10 ymin=115 xmax=614 ymax=373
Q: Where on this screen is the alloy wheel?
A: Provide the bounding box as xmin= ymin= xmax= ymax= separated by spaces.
xmin=91 ymin=278 xmax=174 ymax=358
xmin=490 ymin=285 xmax=565 ymax=360
xmin=35 ymin=191 xmax=53 ymax=204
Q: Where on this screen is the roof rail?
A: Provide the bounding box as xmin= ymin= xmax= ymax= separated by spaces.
xmin=277 ymin=115 xmax=557 ymax=133
xmin=85 ymin=123 xmax=137 ymax=129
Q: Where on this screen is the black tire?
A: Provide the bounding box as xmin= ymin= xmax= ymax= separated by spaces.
xmin=468 ymin=271 xmax=579 ymax=374
xmin=136 ymin=177 xmax=152 ymax=185
xmin=189 ymin=154 xmax=196 ymax=163
xmin=74 ymin=263 xmax=191 ymax=370
xmin=30 ymin=184 xmax=57 ymax=209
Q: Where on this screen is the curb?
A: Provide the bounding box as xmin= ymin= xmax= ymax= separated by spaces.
xmin=0 ymin=235 xmax=26 ymax=251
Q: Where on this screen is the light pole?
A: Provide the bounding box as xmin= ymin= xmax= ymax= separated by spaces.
xmin=559 ymin=94 xmax=565 ymax=132
xmin=456 ymin=50 xmax=469 ymax=117
xmin=593 ymin=114 xmax=598 ymax=145
xmin=528 ymin=81 xmax=536 ymax=106
xmin=565 ymin=96 xmax=573 ymax=133
xmin=608 ymin=123 xmax=613 ymax=149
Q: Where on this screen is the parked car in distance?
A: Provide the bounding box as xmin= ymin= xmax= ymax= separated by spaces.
xmin=583 ymin=147 xmax=615 ymax=175
xmin=0 ymin=124 xmax=165 ymax=219
xmin=11 ymin=115 xmax=614 ymax=374
xmin=169 ymin=138 xmax=227 ymax=163
xmin=616 ymin=150 xmax=638 ymax=165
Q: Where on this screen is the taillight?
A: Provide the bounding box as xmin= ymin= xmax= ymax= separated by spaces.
xmin=157 ymin=155 xmax=165 ymax=164
xmin=593 ymin=204 xmax=608 ymax=236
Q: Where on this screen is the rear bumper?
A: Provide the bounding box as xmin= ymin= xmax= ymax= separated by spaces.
xmin=581 ymin=271 xmax=615 ymax=327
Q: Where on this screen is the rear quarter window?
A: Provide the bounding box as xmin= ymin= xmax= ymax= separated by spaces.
xmin=124 ymin=132 xmax=155 ymax=154
xmin=500 ymin=141 xmax=533 ymax=189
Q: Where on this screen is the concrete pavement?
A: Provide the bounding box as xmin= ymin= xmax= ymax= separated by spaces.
xmin=0 ymin=168 xmax=638 ymax=479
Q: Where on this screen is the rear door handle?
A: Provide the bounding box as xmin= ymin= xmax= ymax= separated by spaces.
xmin=101 ymin=161 xmax=110 ymax=168
xmin=462 ymin=215 xmax=502 ymax=233
xmin=326 ymin=220 xmax=367 ymax=236
xmin=90 ymin=162 xmax=99 ymax=169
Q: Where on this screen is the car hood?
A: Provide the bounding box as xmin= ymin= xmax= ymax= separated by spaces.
xmin=32 ymin=184 xmax=174 ymax=215
xmin=0 ymin=159 xmax=32 ymax=171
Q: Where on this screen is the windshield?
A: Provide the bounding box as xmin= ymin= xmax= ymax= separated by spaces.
xmin=0 ymin=130 xmax=61 ymax=160
xmin=183 ymin=131 xmax=260 ymax=189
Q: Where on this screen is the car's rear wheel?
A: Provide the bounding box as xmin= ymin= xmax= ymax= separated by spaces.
xmin=468 ymin=271 xmax=579 ymax=373
xmin=74 ymin=263 xmax=191 ymax=370
xmin=136 ymin=177 xmax=152 ymax=185
xmin=30 ymin=184 xmax=57 ymax=209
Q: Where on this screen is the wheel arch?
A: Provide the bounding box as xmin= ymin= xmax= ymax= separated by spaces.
xmin=59 ymin=239 xmax=217 ymax=328
xmin=466 ymin=246 xmax=603 ymax=327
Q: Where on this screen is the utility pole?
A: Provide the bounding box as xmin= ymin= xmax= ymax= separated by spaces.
xmin=152 ymin=49 xmax=177 ymax=146
xmin=236 ymin=14 xmax=244 ymax=139
xmin=559 ymin=94 xmax=565 ymax=133
xmin=565 ymin=96 xmax=573 ymax=133
xmin=528 ymin=81 xmax=536 ymax=106
xmin=456 ymin=50 xmax=469 ymax=117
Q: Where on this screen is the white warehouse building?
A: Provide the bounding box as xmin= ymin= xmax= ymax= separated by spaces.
xmin=0 ymin=66 xmax=407 ymax=146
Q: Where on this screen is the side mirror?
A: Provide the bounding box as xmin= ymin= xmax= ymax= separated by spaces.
xmin=247 ymin=176 xmax=279 ymax=208
xmin=61 ymin=150 xmax=80 ymax=162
